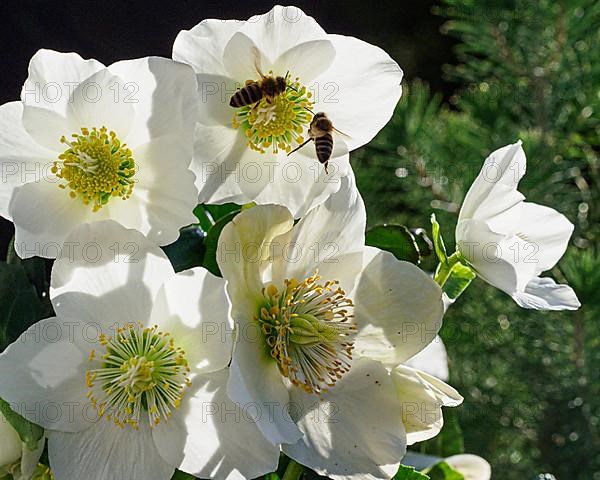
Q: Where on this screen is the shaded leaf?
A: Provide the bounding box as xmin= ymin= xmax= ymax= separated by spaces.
xmin=171 ymin=470 xmax=197 ymax=480
xmin=366 ymin=225 xmax=421 ymax=264
xmin=394 ymin=465 xmax=430 ymax=480
xmin=0 ymin=262 xmax=43 ymax=351
xmin=430 ymin=214 xmax=447 ymax=264
xmin=0 ymin=397 xmax=44 ymax=451
xmin=202 ymin=210 xmax=241 ymax=277
xmin=162 ymin=226 xmax=206 ymax=273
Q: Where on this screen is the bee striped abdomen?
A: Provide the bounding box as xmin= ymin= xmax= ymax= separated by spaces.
xmin=315 ymin=133 xmax=334 ymax=164
xmin=230 ymin=82 xmax=263 ymax=107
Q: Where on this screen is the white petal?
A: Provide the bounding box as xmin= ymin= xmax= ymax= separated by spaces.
xmin=274 ymin=39 xmax=336 ymax=83
xmin=404 ymin=336 xmax=449 ymax=381
xmin=21 ymin=105 xmax=71 ymax=152
xmin=50 ymin=220 xmax=174 ymax=326
xmin=515 ymin=202 xmax=574 ymax=274
xmin=445 ymin=454 xmax=492 ymax=480
xmin=10 ymin=180 xmax=94 ymax=259
xmin=108 ymin=57 xmax=198 ymax=148
xmin=270 ymin=173 xmax=365 ymax=287
xmin=512 ymin=276 xmax=580 ymax=310
xmin=311 ymin=34 xmax=403 ymax=151
xmin=353 ymin=248 xmax=444 ymax=366
xmin=193 ymin=124 xmax=253 ymax=205
xmin=392 ymin=365 xmax=463 ymax=445
xmin=284 ymin=357 xmax=406 ymax=480
xmin=48 ymin=420 xmax=174 ymax=480
xmin=107 ymin=134 xmax=198 ymax=246
xmin=173 ymin=19 xmax=243 ymax=76
xmin=149 ymin=268 xmax=233 ymax=375
xmin=21 ymin=49 xmax=105 ymax=116
xmin=153 ymin=370 xmax=279 ymax=480
xmin=252 ymin=149 xmax=351 ymax=219
xmin=66 ymin=69 xmax=134 ymax=139
xmin=0 ymin=102 xmax=56 ymax=219
xmin=217 ymin=204 xmax=294 ymax=312
xmin=238 ymin=6 xmax=329 ymax=61
xmin=222 ymin=32 xmax=271 ymax=81
xmin=0 ymin=317 xmax=96 ymax=432
xmin=0 ymin=411 xmax=22 ymax=466
xmin=195 ymin=74 xmax=240 ymax=127
xmin=227 ymin=327 xmax=302 ymax=445
xmin=458 ymin=142 xmax=525 ymax=223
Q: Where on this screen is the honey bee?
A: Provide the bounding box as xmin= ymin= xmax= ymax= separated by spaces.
xmin=288 ymin=112 xmax=348 ymax=173
xmin=229 ymin=49 xmax=289 ymax=108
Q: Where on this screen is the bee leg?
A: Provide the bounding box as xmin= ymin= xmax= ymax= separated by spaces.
xmin=324 ymin=162 xmax=329 ymax=174
xmin=287 ymin=138 xmax=313 ymax=156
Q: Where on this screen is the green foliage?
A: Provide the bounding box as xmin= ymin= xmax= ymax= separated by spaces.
xmin=394 ymin=465 xmax=430 ymax=480
xmin=366 ymin=225 xmax=425 ymax=264
xmin=425 ymin=461 xmax=464 ymax=480
xmin=353 ymin=0 xmax=599 ymax=478
xmin=0 ymin=397 xmax=43 ymax=451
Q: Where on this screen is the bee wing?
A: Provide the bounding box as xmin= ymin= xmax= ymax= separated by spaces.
xmin=252 ymin=47 xmax=265 ymax=79
xmin=332 ymin=126 xmax=351 ymax=138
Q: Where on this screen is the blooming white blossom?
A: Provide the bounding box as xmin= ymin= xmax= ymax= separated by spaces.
xmin=405 ymin=336 xmax=449 ymax=381
xmin=0 ymin=221 xmax=278 ymax=480
xmin=0 ymin=410 xmax=45 ymax=480
xmin=173 ymin=5 xmax=403 ymax=217
xmin=456 ymin=141 xmax=580 ymax=310
xmin=216 ymin=177 xmax=461 ymax=479
xmin=0 ymin=49 xmax=199 ymax=259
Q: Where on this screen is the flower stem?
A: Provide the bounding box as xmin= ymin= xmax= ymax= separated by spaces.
xmin=282 ymin=459 xmax=305 ymax=480
xmin=434 ymin=252 xmax=461 ymax=287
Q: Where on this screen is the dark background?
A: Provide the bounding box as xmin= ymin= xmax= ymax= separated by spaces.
xmin=0 ymin=0 xmax=456 ymax=260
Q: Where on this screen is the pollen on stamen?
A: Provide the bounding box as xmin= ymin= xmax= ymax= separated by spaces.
xmin=52 ymin=127 xmax=136 ymax=212
xmin=232 ymin=74 xmax=314 ymax=155
xmin=256 ymin=271 xmax=357 ymax=394
xmin=86 ymin=323 xmax=190 ymax=430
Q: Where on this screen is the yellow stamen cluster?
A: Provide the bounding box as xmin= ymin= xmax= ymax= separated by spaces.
xmin=32 ymin=464 xmax=54 ymax=480
xmin=257 ymin=272 xmax=357 ymax=394
xmin=232 ymin=75 xmax=313 ymax=154
xmin=86 ymin=323 xmax=191 ymax=430
xmin=51 ymin=127 xmax=136 ymax=212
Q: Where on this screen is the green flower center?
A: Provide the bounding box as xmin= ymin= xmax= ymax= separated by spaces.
xmin=51 ymin=127 xmax=136 ymax=212
xmin=86 ymin=323 xmax=191 ymax=430
xmin=32 ymin=465 xmax=54 ymax=480
xmin=257 ymin=272 xmax=357 ymax=394
xmin=232 ymin=75 xmax=314 ymax=154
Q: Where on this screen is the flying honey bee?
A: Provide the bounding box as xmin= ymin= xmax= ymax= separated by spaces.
xmin=288 ymin=112 xmax=348 ymax=173
xmin=229 ymin=49 xmax=289 ymax=108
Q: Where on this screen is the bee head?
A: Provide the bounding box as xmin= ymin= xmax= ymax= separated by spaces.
xmin=313 ymin=112 xmax=332 ymax=131
xmin=275 ymin=76 xmax=287 ymax=94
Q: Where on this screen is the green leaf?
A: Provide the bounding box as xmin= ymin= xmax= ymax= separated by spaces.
xmin=366 ymin=225 xmax=422 ymax=264
xmin=443 ymin=262 xmax=476 ymax=300
xmin=0 ymin=262 xmax=43 ymax=351
xmin=425 ymin=462 xmax=465 ymax=480
xmin=202 ymin=210 xmax=241 ymax=277
xmin=394 ymin=465 xmax=430 ymax=480
xmin=170 ymin=470 xmax=197 ymax=480
xmin=204 ymin=203 xmax=243 ymax=220
xmin=0 ymin=397 xmax=44 ymax=451
xmin=162 ymin=226 xmax=206 ymax=273
xmin=410 ymin=228 xmax=434 ymax=259
xmin=430 ymin=214 xmax=447 ymax=264
xmin=192 ymin=205 xmax=215 ymax=232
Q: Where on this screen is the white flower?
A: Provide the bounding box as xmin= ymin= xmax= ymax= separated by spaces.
xmin=404 ymin=336 xmax=449 ymax=381
xmin=216 ymin=177 xmax=461 ymax=479
xmin=0 ymin=221 xmax=278 ymax=480
xmin=173 ymin=5 xmax=403 ymax=217
xmin=445 ymin=454 xmax=492 ymax=480
xmin=0 ymin=410 xmax=45 ymax=480
xmin=456 ymin=141 xmax=580 ymax=310
xmin=0 ymin=49 xmax=199 ymax=259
